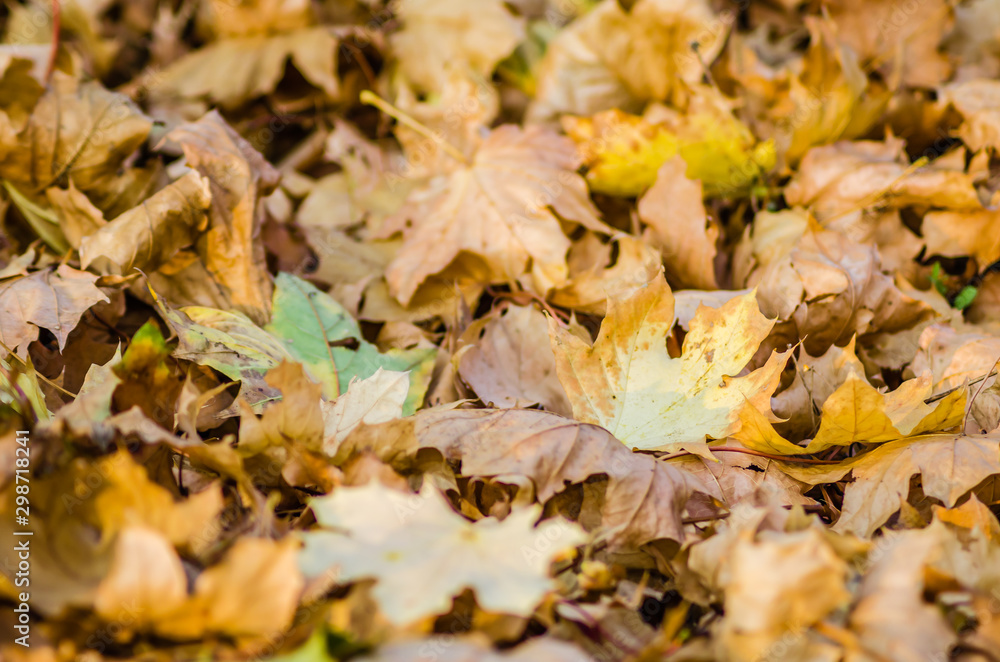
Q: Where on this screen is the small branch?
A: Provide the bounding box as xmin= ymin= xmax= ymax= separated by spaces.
xmin=924 ymin=370 xmax=998 ymax=404
xmin=965 ymin=357 xmax=1000 ymax=431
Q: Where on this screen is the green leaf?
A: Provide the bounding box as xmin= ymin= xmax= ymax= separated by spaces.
xmin=265 ymin=273 xmax=435 ymax=415
xmin=930 ymin=262 xmax=948 ymax=297
xmin=2 ymin=180 xmax=70 ymax=253
xmin=155 ymin=274 xmax=436 ymax=415
xmin=953 ymin=285 xmax=979 ymax=310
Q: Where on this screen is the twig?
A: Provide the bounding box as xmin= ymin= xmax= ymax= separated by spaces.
xmin=925 ymin=370 xmax=998 ymax=404
xmin=964 ymin=357 xmax=1000 ymax=431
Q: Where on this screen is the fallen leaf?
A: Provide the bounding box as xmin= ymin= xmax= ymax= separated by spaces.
xmin=528 ymin=0 xmax=729 ymax=121
xmin=335 ymin=408 xmax=708 ymax=549
xmin=458 ymin=304 xmax=572 ymax=415
xmin=638 ymin=156 xmax=718 ymax=289
xmin=161 ymin=111 xmax=281 ymax=324
xmin=155 ymin=27 xmax=339 ymax=109
xmin=0 ymin=265 xmax=109 ymax=357
xmin=781 ymin=433 xmax=1000 ymax=537
xmin=549 ymin=273 xmax=786 ymax=457
xmin=390 ymin=0 xmax=524 ymax=93
xmin=79 ymin=171 xmax=211 ymax=275
xmin=265 ymin=272 xmax=435 ymax=412
xmin=0 ymin=72 xmax=151 ymax=194
xmin=299 ymin=482 xmax=586 ymax=624
xmin=380 ymin=124 xmax=607 ymax=305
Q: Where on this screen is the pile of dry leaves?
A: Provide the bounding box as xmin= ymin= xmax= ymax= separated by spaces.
xmin=4 ymin=0 xmax=1000 ymax=660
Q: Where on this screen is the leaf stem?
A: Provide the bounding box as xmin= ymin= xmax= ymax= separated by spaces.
xmin=659 ymin=446 xmax=841 ymax=464
xmin=359 ymin=90 xmax=470 ymax=165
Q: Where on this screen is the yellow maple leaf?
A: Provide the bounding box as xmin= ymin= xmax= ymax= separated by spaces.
xmin=562 ymin=109 xmax=679 ymax=197
xmin=548 ymin=273 xmax=787 ymax=457
xmin=564 ymin=103 xmax=774 ymax=198
xmin=734 ymin=339 xmax=967 ymax=454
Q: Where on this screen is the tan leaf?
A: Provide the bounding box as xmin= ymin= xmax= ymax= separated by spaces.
xmin=848 ymin=526 xmax=956 ymax=661
xmin=300 ymin=482 xmax=585 ymax=624
xmin=0 ymin=265 xmax=109 ymax=357
xmin=458 ymin=304 xmax=572 ymax=416
xmin=941 ymin=79 xmax=1000 ymax=154
xmin=154 ymin=27 xmax=339 ymax=109
xmin=548 ymin=234 xmax=662 ymax=316
xmin=336 ymin=408 xmax=708 ymax=549
xmin=390 ymin=0 xmax=524 ymax=93
xmin=321 ymin=368 xmax=409 ymax=455
xmin=528 ymin=0 xmax=729 ymax=122
xmin=784 ymin=138 xmax=980 ymax=222
xmin=717 ymin=528 xmax=850 ymax=662
xmin=824 ymin=0 xmax=953 ymax=88
xmin=638 ymin=156 xmax=718 ymax=289
xmin=94 ymin=526 xmax=188 ymax=626
xmin=79 ymin=171 xmax=211 ymax=274
xmin=162 ymin=111 xmax=280 ymax=324
xmin=156 ymin=537 xmax=304 ymax=639
xmin=0 ymin=72 xmax=151 ymax=194
xmin=781 ymin=434 xmax=1000 ymax=537
xmin=381 ymin=125 xmax=606 ymax=305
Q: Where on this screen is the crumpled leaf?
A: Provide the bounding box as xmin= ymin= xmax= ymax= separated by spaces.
xmin=160 ymin=111 xmax=280 ymax=324
xmin=785 ymin=138 xmax=981 ymax=222
xmin=824 ymin=0 xmax=953 ymax=88
xmin=561 ymin=109 xmax=680 ymax=197
xmin=0 ymin=72 xmax=151 ymax=194
xmin=299 ymin=482 xmax=586 ymax=624
xmin=380 ymin=124 xmax=608 ymax=306
xmin=737 ymin=208 xmax=933 ymax=354
xmin=457 ymin=303 xmax=572 ymax=416
xmin=80 ymin=171 xmax=212 ymax=274
xmin=0 ymin=265 xmax=109 ymax=357
xmin=549 ymin=273 xmax=786 ymax=457
xmin=941 ymin=79 xmax=1000 ymax=154
xmin=781 ymin=433 xmax=1000 ymax=537
xmin=848 ymin=524 xmax=957 ymax=660
xmin=714 ymin=528 xmax=850 ymax=662
xmin=548 ymin=233 xmax=663 ymax=316
xmin=156 ymin=297 xmax=291 ymax=409
xmin=637 ymin=156 xmax=718 ymax=289
xmin=563 ymin=93 xmax=774 ymax=199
